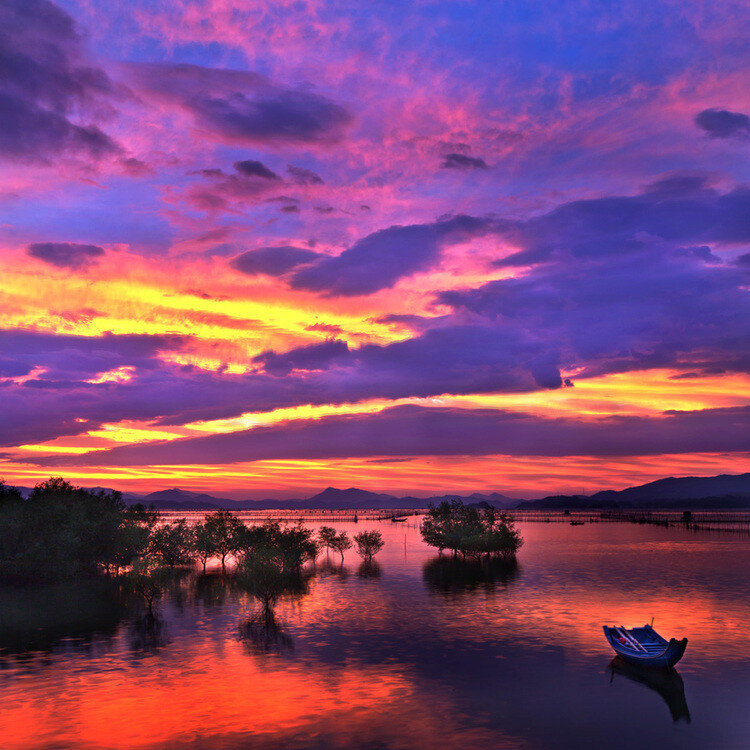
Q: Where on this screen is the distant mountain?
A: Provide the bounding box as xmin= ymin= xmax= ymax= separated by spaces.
xmin=309 ymin=487 xmax=400 ymax=508
xmin=9 ymin=473 xmax=749 ymax=511
xmin=136 ymin=486 xmax=520 ymax=511
xmin=140 ymin=488 xmax=230 ymax=510
xmin=593 ymin=473 xmax=750 ymax=504
xmin=518 ymin=473 xmax=750 ymax=510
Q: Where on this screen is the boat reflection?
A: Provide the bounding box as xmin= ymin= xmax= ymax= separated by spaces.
xmin=422 ymin=555 xmax=519 ymax=596
xmin=608 ymin=656 xmax=691 ymax=723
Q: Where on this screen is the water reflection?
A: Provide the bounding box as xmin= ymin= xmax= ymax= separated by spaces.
xmin=0 ymin=579 xmax=128 ymax=657
xmin=129 ymin=613 xmax=170 ymax=653
xmin=422 ymin=554 xmax=519 ymax=596
xmin=239 ymin=609 xmax=294 ymax=656
xmin=193 ymin=571 xmax=235 ymax=607
xmin=316 ymin=558 xmax=350 ymax=580
xmin=4 ymin=520 xmax=750 ymax=749
xmin=357 ymin=559 xmax=381 ymax=578
xmin=608 ymin=657 xmax=691 ymax=723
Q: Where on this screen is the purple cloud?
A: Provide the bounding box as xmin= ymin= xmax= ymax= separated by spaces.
xmin=0 ymin=0 xmax=120 ymax=162
xmin=695 ymin=108 xmax=750 ymax=139
xmin=253 ymin=339 xmax=350 ymax=375
xmin=130 ymin=62 xmax=353 ymax=145
xmin=27 ymin=242 xmax=105 ymax=269
xmin=290 ymin=214 xmax=496 ymax=296
xmin=230 ymin=246 xmax=321 ymax=276
xmin=31 ymin=404 xmax=750 ymax=467
xmin=234 ymin=159 xmax=280 ymax=180
xmin=0 ymin=329 xmax=188 ymax=382
xmin=441 ymin=153 xmax=489 ymax=170
xmin=287 ymin=165 xmax=324 ymax=185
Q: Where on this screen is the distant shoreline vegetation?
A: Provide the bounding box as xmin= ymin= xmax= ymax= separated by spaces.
xmin=0 ymin=478 xmax=384 ymax=593
xmin=420 ymin=499 xmax=523 ymax=559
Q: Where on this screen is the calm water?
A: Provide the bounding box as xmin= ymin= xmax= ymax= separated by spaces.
xmin=2 ymin=518 xmax=750 ymax=749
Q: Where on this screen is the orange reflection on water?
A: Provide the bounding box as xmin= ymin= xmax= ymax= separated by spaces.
xmin=0 ymin=630 xmax=503 ymax=749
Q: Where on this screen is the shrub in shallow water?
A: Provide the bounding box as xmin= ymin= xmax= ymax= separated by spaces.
xmin=420 ymin=499 xmax=523 ymax=559
xmin=0 ymin=477 xmax=155 ymax=581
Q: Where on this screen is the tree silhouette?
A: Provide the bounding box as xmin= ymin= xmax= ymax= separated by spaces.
xmin=202 ymin=510 xmax=245 ymax=573
xmin=353 ymin=531 xmax=384 ymax=562
xmin=420 ymin=499 xmax=523 ymax=559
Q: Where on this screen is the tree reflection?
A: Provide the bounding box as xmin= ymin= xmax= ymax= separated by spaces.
xmin=239 ymin=608 xmax=294 ymax=655
xmin=422 ymin=554 xmax=519 ymax=596
xmin=357 ymin=559 xmax=381 ymax=578
xmin=235 ymin=554 xmax=313 ymax=657
xmin=129 ymin=612 xmax=170 ymax=653
xmin=0 ymin=579 xmax=128 ymax=658
xmin=193 ymin=571 xmax=235 ymax=607
xmin=317 ymin=557 xmax=350 ymax=580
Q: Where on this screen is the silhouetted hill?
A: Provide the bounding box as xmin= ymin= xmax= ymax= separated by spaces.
xmin=9 ymin=473 xmax=749 ymax=510
xmin=140 ymin=488 xmax=228 ymax=510
xmin=593 ymin=473 xmax=750 ymax=503
xmin=518 ymin=473 xmax=750 ymax=509
xmin=517 ymin=494 xmax=620 ymax=510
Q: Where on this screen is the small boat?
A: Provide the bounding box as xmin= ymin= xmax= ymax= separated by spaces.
xmin=570 ymin=520 xmax=585 ymax=526
xmin=603 ymin=624 xmax=687 ymax=668
xmin=391 ymin=516 xmax=407 ymax=523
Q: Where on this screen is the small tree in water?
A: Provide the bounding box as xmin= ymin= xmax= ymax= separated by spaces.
xmin=193 ymin=521 xmax=217 ymax=573
xmin=420 ymin=499 xmax=522 ymax=559
xmin=202 ymin=510 xmax=245 ymax=573
xmin=126 ymin=557 xmax=170 ymax=618
xmin=148 ymin=518 xmax=196 ymax=567
xmin=318 ymin=526 xmax=337 ymax=557
xmin=353 ymin=531 xmax=384 ymax=562
xmin=330 ymin=531 xmax=352 ymax=563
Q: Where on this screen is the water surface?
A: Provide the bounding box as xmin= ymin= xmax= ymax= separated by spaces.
xmin=2 ymin=518 xmax=750 ymax=749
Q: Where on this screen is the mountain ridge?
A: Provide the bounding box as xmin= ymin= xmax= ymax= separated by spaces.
xmin=7 ymin=473 xmax=750 ymax=510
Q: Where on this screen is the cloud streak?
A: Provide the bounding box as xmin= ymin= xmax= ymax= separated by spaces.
xmin=31 ymin=404 xmax=750 ymax=467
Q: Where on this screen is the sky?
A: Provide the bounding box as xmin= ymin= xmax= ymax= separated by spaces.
xmin=1 ymin=0 xmax=749 ymax=499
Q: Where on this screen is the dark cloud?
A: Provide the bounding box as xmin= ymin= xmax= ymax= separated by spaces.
xmin=695 ymin=108 xmax=750 ymax=139
xmin=33 ymin=404 xmax=750 ymax=467
xmin=440 ymin=183 xmax=750 ymax=378
xmin=492 ymin=180 xmax=750 ymax=268
xmin=27 ymin=242 xmax=105 ymax=269
xmin=185 ymin=160 xmax=288 ymax=211
xmin=0 ymin=319 xmax=561 ymax=448
xmin=253 ymin=339 xmax=350 ymax=375
xmin=287 ymin=165 xmax=324 ymax=185
xmin=281 ymin=204 xmax=300 ymax=213
xmin=0 ymin=0 xmax=120 ymax=162
xmin=290 ymin=214 xmax=496 ymax=296
xmin=4 ymin=180 xmax=750 ymax=454
xmin=234 ymin=159 xmax=280 ymax=180
xmin=230 ymin=246 xmax=321 ymax=276
xmin=441 ymin=153 xmax=489 ymax=170
xmin=130 ymin=63 xmax=352 ymax=145
xmin=120 ymin=157 xmax=151 ymax=175
xmin=0 ymin=329 xmax=188 ymax=382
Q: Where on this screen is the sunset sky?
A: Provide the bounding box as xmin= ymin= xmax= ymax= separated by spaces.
xmin=1 ymin=0 xmax=749 ymax=499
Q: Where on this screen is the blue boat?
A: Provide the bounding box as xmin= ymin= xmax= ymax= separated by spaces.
xmin=603 ymin=624 xmax=687 ymax=668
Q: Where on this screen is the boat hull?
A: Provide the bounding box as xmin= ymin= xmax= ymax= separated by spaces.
xmin=603 ymin=626 xmax=687 ymax=668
